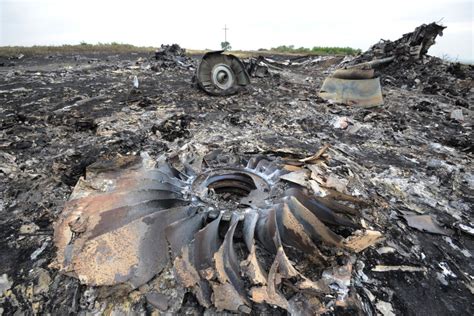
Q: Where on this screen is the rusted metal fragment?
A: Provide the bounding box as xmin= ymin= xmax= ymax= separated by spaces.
xmin=55 ymin=190 xmax=189 ymax=268
xmin=285 ymin=188 xmax=358 ymax=228
xmin=250 ymin=247 xmax=297 ymax=310
xmin=213 ymin=214 xmax=250 ymax=312
xmin=319 ymin=77 xmax=383 ymax=107
xmin=285 ymin=196 xmax=344 ymax=247
xmin=299 ymin=144 xmax=330 ymax=164
xmin=241 ymin=211 xmax=267 ymax=285
xmin=332 ymin=68 xmax=375 ymax=80
xmin=276 ymin=203 xmax=327 ymax=263
xmin=69 ymin=205 xmax=192 ymax=287
xmin=194 ymin=215 xmax=222 ymax=273
xmin=174 ymin=246 xmax=212 ymax=308
xmin=344 ymin=230 xmax=383 ymax=252
xmin=212 ymin=282 xmax=251 ymax=313
xmin=53 ymin=154 xmax=196 ymax=289
xmin=166 ymin=212 xmax=205 ymax=258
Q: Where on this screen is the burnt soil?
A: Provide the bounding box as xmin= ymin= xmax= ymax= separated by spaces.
xmin=0 ymin=51 xmax=473 ymax=315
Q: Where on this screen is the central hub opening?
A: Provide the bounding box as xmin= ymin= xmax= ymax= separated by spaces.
xmin=216 ymin=71 xmax=229 ymax=84
xmin=206 ymin=173 xmax=256 ymax=204
xmin=192 ymin=168 xmax=271 ymax=211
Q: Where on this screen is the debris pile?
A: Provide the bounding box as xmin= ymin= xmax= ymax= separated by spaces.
xmin=342 ymin=23 xmax=473 ymax=104
xmin=0 ymin=23 xmax=472 ymax=315
xmin=245 ymin=56 xmax=271 ymax=78
xmin=350 ymin=22 xmax=446 ymax=63
xmin=153 ymin=44 xmax=194 ymax=69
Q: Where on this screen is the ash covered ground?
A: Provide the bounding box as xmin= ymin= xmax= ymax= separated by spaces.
xmin=0 ymin=37 xmax=473 ymax=315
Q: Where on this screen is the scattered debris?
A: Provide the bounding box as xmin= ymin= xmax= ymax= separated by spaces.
xmin=376 ymin=300 xmax=396 ymax=316
xmin=402 ymin=214 xmax=452 ymax=235
xmin=450 ymin=109 xmax=464 ymax=121
xmin=372 ymin=265 xmax=427 ymax=272
xmin=19 ymin=223 xmax=40 ymax=234
xmin=436 ymin=262 xmax=457 ymax=286
xmin=153 ymin=44 xmax=193 ymax=69
xmin=458 ymin=224 xmax=474 ymax=236
xmin=344 ymin=230 xmax=383 ymax=253
xmin=0 ymin=274 xmax=12 ymax=295
xmin=1 ymin=31 xmax=472 ymax=314
xmin=245 ymin=56 xmax=270 ymax=78
xmin=331 ymin=116 xmax=349 ymax=129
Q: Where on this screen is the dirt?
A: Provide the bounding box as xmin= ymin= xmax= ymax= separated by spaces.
xmin=0 ymin=47 xmax=473 ymax=315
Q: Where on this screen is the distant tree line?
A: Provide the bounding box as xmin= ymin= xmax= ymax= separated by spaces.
xmin=267 ymin=45 xmax=361 ymax=55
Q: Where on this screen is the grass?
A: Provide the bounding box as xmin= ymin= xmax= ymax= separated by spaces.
xmin=0 ymin=43 xmax=362 ymax=58
xmin=0 ymin=42 xmax=154 ymax=57
xmin=269 ymin=45 xmax=361 ymax=55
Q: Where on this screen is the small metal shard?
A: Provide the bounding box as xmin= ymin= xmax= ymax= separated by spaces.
xmin=157 ymin=161 xmax=183 ymax=179
xmin=332 ymin=68 xmax=375 ymax=80
xmin=193 ymin=215 xmax=223 ymax=273
xmin=285 ymin=188 xmax=358 ymax=228
xmin=241 ymin=211 xmax=267 ymax=285
xmin=213 ymin=214 xmax=251 ymax=312
xmin=174 ymin=246 xmax=212 ymax=308
xmin=403 ymin=214 xmax=452 ymax=235
xmin=276 ymin=203 xmax=327 ymax=263
xmin=344 ymin=230 xmax=383 ymax=253
xmin=255 ymin=208 xmax=279 ymax=254
xmin=166 ymin=212 xmax=205 ymax=258
xmin=250 ymin=247 xmax=298 ymax=310
xmin=285 ymin=196 xmax=344 ymax=247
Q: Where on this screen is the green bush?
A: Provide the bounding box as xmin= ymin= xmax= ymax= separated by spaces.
xmin=270 ymin=45 xmax=361 ymax=55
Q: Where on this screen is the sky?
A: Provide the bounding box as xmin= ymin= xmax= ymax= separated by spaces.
xmin=1 ymin=0 xmax=473 ymax=62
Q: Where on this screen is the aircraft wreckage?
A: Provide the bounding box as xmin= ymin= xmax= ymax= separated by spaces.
xmin=53 ymin=150 xmax=381 ymax=314
xmin=13 ymin=21 xmax=466 ymax=315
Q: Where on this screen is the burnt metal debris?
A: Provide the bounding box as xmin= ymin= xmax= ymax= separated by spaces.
xmin=153 ymin=44 xmax=194 ymax=69
xmin=196 ymin=51 xmax=250 ymax=95
xmin=53 ymin=150 xmax=377 ymax=314
xmin=1 ymin=21 xmax=473 ymax=316
xmin=319 ymin=22 xmax=451 ymax=107
xmin=347 ymin=22 xmax=446 ymax=65
xmin=319 ymin=69 xmax=384 ymax=107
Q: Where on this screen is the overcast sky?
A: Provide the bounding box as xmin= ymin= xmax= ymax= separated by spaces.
xmin=1 ymin=0 xmax=472 ymax=61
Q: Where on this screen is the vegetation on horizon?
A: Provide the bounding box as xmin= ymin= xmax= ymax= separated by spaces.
xmin=0 ymin=42 xmax=154 ymax=57
xmin=269 ymin=45 xmax=361 ymax=55
xmin=0 ymin=42 xmax=362 ymax=58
